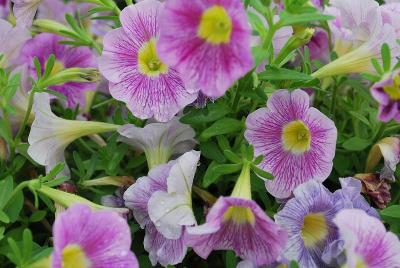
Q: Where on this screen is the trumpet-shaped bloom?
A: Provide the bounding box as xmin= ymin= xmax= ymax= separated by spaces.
xmin=157 ymin=0 xmax=253 ymax=97
xmin=366 ymin=137 xmax=400 ymax=181
xmin=28 ymin=93 xmax=119 ymax=176
xmin=245 ymin=89 xmax=337 ymax=198
xmin=334 ymin=209 xmax=400 ymax=268
xmin=19 ymin=33 xmax=97 ymax=108
xmin=124 ymin=151 xmax=200 ymax=266
xmin=99 ymin=0 xmax=198 ymax=122
xmin=371 ymin=72 xmax=400 ymax=123
xmin=313 ymin=0 xmax=400 ymax=78
xmin=275 ymin=179 xmax=378 ymax=268
xmin=186 ymin=197 xmax=287 ymax=266
xmin=118 ymin=117 xmax=196 ymax=169
xmin=11 ymin=0 xmax=42 ymax=26
xmin=52 ymin=204 xmax=138 ymax=268
xmin=380 ymin=3 xmax=400 ymax=38
xmin=0 ymin=19 xmax=30 ymax=68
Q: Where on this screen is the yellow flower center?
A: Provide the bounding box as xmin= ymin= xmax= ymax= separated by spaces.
xmin=62 ymin=244 xmax=91 ymax=268
xmin=51 ymin=60 xmax=65 ymax=76
xmin=301 ymin=213 xmax=328 ymax=248
xmin=198 ymin=5 xmax=232 ymax=45
xmin=282 ymin=120 xmax=311 ymax=154
xmin=223 ymin=206 xmax=255 ymax=225
xmin=383 ymin=75 xmax=400 ymax=101
xmin=138 ymin=38 xmax=168 ymax=77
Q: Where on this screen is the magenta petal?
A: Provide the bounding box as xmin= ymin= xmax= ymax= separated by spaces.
xmin=186 ymin=197 xmax=287 ymax=266
xmin=51 ymin=204 xmax=138 ymax=268
xmin=157 ymin=0 xmax=254 ymax=97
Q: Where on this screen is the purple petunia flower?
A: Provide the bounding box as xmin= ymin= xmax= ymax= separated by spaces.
xmin=124 ymin=151 xmax=200 ymax=266
xmin=0 ymin=0 xmax=10 ymax=19
xmin=306 ymin=29 xmax=329 ymax=62
xmin=371 ymin=71 xmax=400 ymax=123
xmin=275 ymin=179 xmax=378 ymax=268
xmin=19 ymin=33 xmax=97 ymax=108
xmin=0 ymin=19 xmax=30 ymax=68
xmin=334 ymin=209 xmax=400 ymax=268
xmin=245 ymin=89 xmax=337 ymax=198
xmin=51 ymin=204 xmax=138 ymax=268
xmin=186 ymin=196 xmax=287 ymax=266
xmin=157 ymin=0 xmax=253 ymax=98
xmin=380 ymin=2 xmax=400 ymax=39
xmin=99 ymin=0 xmax=198 ymax=122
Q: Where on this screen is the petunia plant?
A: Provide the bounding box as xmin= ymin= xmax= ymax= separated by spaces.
xmin=0 ymin=0 xmax=400 ymax=267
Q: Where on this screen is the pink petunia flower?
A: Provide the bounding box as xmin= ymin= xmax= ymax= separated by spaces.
xmin=157 ymin=0 xmax=253 ymax=98
xmin=99 ymin=0 xmax=198 ymax=122
xmin=245 ymin=89 xmax=337 ymax=198
xmin=51 ymin=204 xmax=138 ymax=268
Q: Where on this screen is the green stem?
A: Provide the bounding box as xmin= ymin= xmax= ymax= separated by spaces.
xmin=14 ymin=90 xmax=36 ymax=147
xmin=330 ymin=81 xmax=338 ymax=119
xmin=373 ymin=123 xmax=387 ymax=143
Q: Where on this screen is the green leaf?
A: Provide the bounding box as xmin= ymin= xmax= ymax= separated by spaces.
xmin=381 ymin=43 xmax=391 ymax=72
xmin=200 ymin=118 xmax=243 ymax=140
xmin=342 ymin=137 xmax=371 ymax=151
xmin=251 ymin=163 xmax=274 ymax=180
xmin=348 ymin=111 xmax=371 ymax=127
xmin=279 ymin=11 xmax=334 ymax=26
xmin=22 ymin=229 xmax=33 ymax=261
xmin=224 ymin=251 xmax=237 ymax=268
xmin=0 ymin=226 xmax=4 ymax=241
xmin=200 ymin=141 xmax=226 ymax=163
xmin=212 ymin=163 xmax=243 ymax=175
xmin=0 ymin=176 xmax=13 ymax=208
xmin=223 ymin=150 xmax=242 ymax=164
xmin=202 ymin=161 xmax=221 ymax=187
xmin=290 ymin=260 xmax=300 ymax=268
xmin=29 ymin=211 xmax=47 ymax=222
xmin=181 ymin=103 xmax=231 ymax=124
xmin=0 ymin=210 xmax=10 ymax=223
xmin=380 ymin=205 xmax=400 ymax=220
xmin=259 ymin=66 xmax=314 ymax=81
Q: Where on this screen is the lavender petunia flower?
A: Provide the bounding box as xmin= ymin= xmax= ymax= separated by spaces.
xmin=0 ymin=19 xmax=30 ymax=68
xmin=371 ymin=72 xmax=400 ymax=123
xmin=51 ymin=204 xmax=138 ymax=268
xmin=11 ymin=0 xmax=42 ymax=26
xmin=118 ymin=117 xmax=196 ymax=169
xmin=380 ymin=2 xmax=400 ymax=39
xmin=157 ymin=0 xmax=253 ymax=98
xmin=275 ymin=181 xmax=339 ymax=268
xmin=245 ymin=89 xmax=337 ymax=198
xmin=275 ymin=179 xmax=378 ymax=268
xmin=186 ymin=196 xmax=287 ymax=266
xmin=334 ymin=209 xmax=400 ymax=268
xmin=37 ymin=0 xmax=74 ymax=23
xmin=19 ymin=33 xmax=97 ymax=108
xmin=124 ymin=151 xmax=200 ymax=266
xmin=99 ymin=0 xmax=198 ymax=122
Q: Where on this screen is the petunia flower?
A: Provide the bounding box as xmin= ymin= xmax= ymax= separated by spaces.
xmin=19 ymin=33 xmax=97 ymax=108
xmin=334 ymin=209 xmax=400 ymax=268
xmin=186 ymin=163 xmax=287 ymax=266
xmin=147 ymin=151 xmax=199 ymax=239
xmin=371 ymin=72 xmax=400 ymax=123
xmin=51 ymin=204 xmax=138 ymax=268
xmin=123 ymin=151 xmax=200 ymax=266
xmin=275 ymin=179 xmax=378 ymax=268
xmin=157 ymin=0 xmax=253 ymax=98
xmin=99 ymin=0 xmax=198 ymax=122
xmin=380 ymin=2 xmax=400 ymax=39
xmin=0 ymin=19 xmax=30 ymax=68
xmin=118 ymin=117 xmax=196 ymax=170
xmin=313 ymin=0 xmax=400 ymax=78
xmin=305 ymin=29 xmax=330 ymax=62
xmin=28 ymin=93 xmax=120 ymax=176
xmin=11 ymin=0 xmax=42 ymax=26
xmin=245 ymin=89 xmax=337 ymax=198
